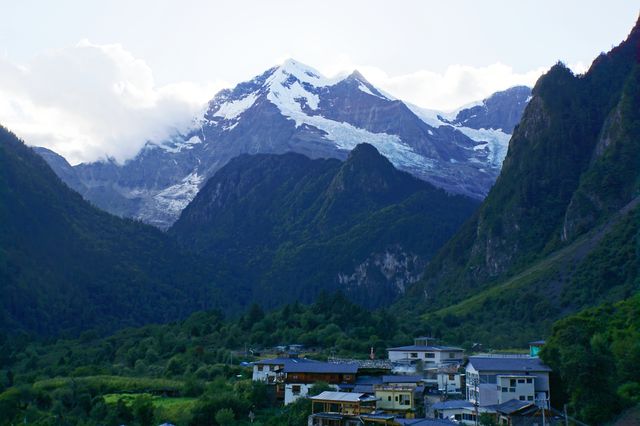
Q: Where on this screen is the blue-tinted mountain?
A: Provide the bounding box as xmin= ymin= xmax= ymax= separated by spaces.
xmin=398 ymin=16 xmax=640 ymax=345
xmin=0 ymin=127 xmax=232 ymax=336
xmin=37 ymin=62 xmax=529 ymax=229
xmin=169 ymin=143 xmax=479 ymax=308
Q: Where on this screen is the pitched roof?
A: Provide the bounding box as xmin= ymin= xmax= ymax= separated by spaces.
xmin=382 ymin=375 xmax=424 ymax=384
xmin=493 ymin=399 xmax=533 ymax=414
xmin=387 ymin=345 xmax=464 ymax=352
xmin=286 ymin=361 xmax=359 ymax=374
xmin=432 ymin=400 xmax=474 ymax=410
xmin=310 ymin=391 xmax=377 ymax=403
xmin=467 ymin=356 xmax=552 ymax=372
xmin=254 ymin=357 xmax=322 ymax=368
xmin=395 ymin=418 xmax=458 ymax=425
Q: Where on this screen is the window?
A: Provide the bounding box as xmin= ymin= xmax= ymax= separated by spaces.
xmin=501 ymin=387 xmax=508 ymax=392
xmin=425 ymin=353 xmax=436 ymax=358
xmin=518 ymin=379 xmax=525 ymax=383
xmin=257 ymin=365 xmax=263 ymax=371
xmin=395 ymin=396 xmax=399 ymax=401
xmin=510 ymin=379 xmax=516 ymax=387
xmin=509 ymin=387 xmax=516 ymax=393
xmin=399 ymin=394 xmax=411 ymax=406
xmin=388 ymin=396 xmax=391 ymax=401
xmin=519 ymin=396 xmax=526 ymax=401
xmin=449 ymin=352 xmax=457 ymax=358
xmin=449 ymin=374 xmax=455 ymax=380
xmin=528 ymin=396 xmax=534 ymax=401
xmin=526 ymin=378 xmax=533 ymax=384
xmin=410 ymin=353 xmax=418 ymax=358
xmin=292 ymin=385 xmax=301 ymax=395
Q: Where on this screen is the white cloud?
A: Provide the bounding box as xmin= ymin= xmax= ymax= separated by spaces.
xmin=317 ymin=59 xmax=550 ymax=112
xmin=0 ymin=42 xmax=585 ymax=165
xmin=0 ymin=40 xmax=226 ymax=164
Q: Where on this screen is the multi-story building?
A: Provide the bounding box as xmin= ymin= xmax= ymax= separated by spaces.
xmin=465 ymin=355 xmax=551 ymax=408
xmin=387 ymin=338 xmax=464 ymax=367
xmin=252 ymin=355 xmax=359 ymax=404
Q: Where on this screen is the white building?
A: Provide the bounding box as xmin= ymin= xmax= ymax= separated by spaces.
xmin=251 ymin=356 xmax=359 ymax=405
xmin=387 ymin=338 xmax=464 ymax=366
xmin=465 ymin=355 xmax=551 ymax=408
xmin=252 ymin=357 xmax=322 ymax=383
xmin=437 ymin=370 xmax=463 ymax=394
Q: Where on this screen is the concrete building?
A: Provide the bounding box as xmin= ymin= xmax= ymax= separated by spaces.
xmin=465 ymin=355 xmax=551 ymax=408
xmin=387 ymin=338 xmax=464 ymax=367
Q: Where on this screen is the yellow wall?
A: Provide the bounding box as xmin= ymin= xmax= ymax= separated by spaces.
xmin=375 ymin=389 xmax=414 ymax=412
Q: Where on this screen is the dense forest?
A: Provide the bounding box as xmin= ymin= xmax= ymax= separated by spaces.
xmin=1 ymin=16 xmax=639 ymax=426
xmin=0 ymin=293 xmax=414 ymax=425
xmin=542 ymin=294 xmax=640 ymax=424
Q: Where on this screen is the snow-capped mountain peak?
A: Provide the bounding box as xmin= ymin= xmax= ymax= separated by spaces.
xmin=269 ymin=58 xmax=338 ymax=88
xmin=38 ymin=60 xmax=532 ymax=229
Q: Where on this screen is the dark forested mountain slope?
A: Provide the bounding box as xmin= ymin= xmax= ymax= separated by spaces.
xmin=541 ymin=293 xmax=640 ymax=423
xmin=170 ymin=143 xmax=479 ymax=308
xmin=402 ymin=17 xmax=640 ymax=309
xmin=0 ymin=127 xmax=230 ymax=336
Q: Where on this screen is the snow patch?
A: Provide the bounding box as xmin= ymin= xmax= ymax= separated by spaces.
xmin=213 ymin=93 xmax=258 ymax=120
xmin=407 ymin=102 xmax=511 ymax=168
xmin=356 ymin=82 xmax=388 ymax=100
xmin=152 ymin=172 xmax=203 ymax=214
xmin=159 ymin=135 xmax=202 ymax=153
xmin=455 ymin=127 xmax=511 ymax=167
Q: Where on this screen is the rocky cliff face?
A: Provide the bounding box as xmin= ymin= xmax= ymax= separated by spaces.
xmin=169 ymin=144 xmax=479 ymax=308
xmin=403 ymin=17 xmax=640 ymax=308
xmin=37 ymin=60 xmax=529 ymax=229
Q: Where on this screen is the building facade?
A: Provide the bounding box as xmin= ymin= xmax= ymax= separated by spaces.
xmin=465 ymin=356 xmax=551 ymax=408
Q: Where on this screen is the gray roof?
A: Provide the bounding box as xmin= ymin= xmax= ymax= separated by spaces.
xmin=311 ymin=391 xmax=377 ymax=403
xmin=432 ymin=400 xmax=474 ymax=410
xmin=492 ymin=399 xmax=533 ymax=414
xmin=254 ymin=357 xmax=323 ymax=371
xmin=286 ymin=361 xmax=359 ymax=374
xmin=395 ymin=419 xmax=457 ymax=425
xmin=467 ymin=356 xmax=552 ymax=373
xmin=388 ymin=345 xmax=463 ymax=352
xmin=382 ymin=375 xmax=424 ymax=384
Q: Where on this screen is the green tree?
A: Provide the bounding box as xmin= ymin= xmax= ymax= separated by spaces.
xmin=133 ymin=395 xmax=155 ymax=426
xmin=215 ymin=408 xmax=235 ymax=425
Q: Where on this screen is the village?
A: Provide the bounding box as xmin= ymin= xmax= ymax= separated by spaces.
xmin=250 ymin=338 xmax=575 ymax=426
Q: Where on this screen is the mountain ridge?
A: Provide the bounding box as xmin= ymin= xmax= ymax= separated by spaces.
xmin=0 ymin=126 xmax=234 ymax=336
xmin=169 ymin=142 xmax=479 ymax=308
xmin=397 ymin=16 xmax=640 ymax=346
xmin=36 ymin=60 xmax=530 ymax=228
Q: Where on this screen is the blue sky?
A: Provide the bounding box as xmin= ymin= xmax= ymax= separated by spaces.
xmin=0 ymin=0 xmax=637 ymax=163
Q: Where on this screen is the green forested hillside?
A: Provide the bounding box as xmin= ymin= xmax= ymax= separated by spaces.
xmin=170 ymin=143 xmax=479 ymax=308
xmin=541 ymin=294 xmax=640 ymax=424
xmin=0 ymin=293 xmax=413 ymax=425
xmin=398 ymin=16 xmax=640 ymax=341
xmin=0 ymin=127 xmax=231 ymax=336
xmin=417 ymin=203 xmax=639 ymax=347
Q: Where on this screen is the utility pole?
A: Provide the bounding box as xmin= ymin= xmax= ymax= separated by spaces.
xmin=536 ymin=396 xmax=548 ymax=426
xmin=564 ymin=404 xmax=569 ymax=426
